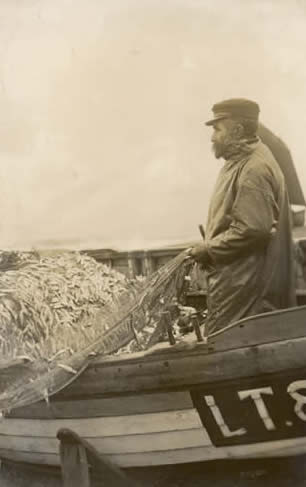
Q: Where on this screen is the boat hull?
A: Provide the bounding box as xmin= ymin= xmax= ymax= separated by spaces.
xmin=1 ymin=307 xmax=306 ymax=468
xmin=1 ymin=370 xmax=306 ymax=467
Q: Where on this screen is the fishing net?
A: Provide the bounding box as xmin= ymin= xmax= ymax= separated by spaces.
xmin=0 ymin=250 xmax=191 ymax=413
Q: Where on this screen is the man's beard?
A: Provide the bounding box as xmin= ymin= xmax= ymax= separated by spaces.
xmin=212 ymin=135 xmax=234 ymax=160
xmin=212 ymin=141 xmax=227 ymax=159
xmin=212 ymin=134 xmax=254 ymax=160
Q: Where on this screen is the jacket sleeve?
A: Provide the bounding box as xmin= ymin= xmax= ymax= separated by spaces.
xmin=206 ymin=168 xmax=279 ymax=264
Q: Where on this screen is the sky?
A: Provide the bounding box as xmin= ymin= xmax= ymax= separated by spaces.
xmin=0 ymin=0 xmax=306 ymax=250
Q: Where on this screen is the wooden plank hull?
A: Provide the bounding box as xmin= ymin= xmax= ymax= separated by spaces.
xmin=1 ymin=410 xmax=306 ymax=467
xmin=1 ymin=306 xmax=306 ymax=468
xmin=1 ymin=438 xmax=306 ymax=468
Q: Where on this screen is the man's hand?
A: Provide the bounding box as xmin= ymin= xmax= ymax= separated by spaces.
xmin=189 ymin=243 xmax=210 ymax=264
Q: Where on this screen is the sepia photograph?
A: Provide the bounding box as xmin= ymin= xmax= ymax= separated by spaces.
xmin=0 ymin=0 xmax=306 ymax=485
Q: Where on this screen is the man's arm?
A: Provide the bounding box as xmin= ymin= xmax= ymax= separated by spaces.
xmin=191 ymin=169 xmax=279 ymax=265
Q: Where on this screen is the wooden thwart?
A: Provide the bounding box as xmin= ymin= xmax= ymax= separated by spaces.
xmin=57 ymin=428 xmax=139 ymax=487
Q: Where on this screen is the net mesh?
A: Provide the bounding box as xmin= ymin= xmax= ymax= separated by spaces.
xmin=0 ymin=250 xmax=191 ymax=413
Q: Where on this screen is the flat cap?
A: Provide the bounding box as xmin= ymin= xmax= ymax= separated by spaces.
xmin=205 ymin=98 xmax=260 ymax=126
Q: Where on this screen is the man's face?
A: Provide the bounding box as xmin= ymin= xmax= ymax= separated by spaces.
xmin=210 ymin=119 xmax=233 ymax=159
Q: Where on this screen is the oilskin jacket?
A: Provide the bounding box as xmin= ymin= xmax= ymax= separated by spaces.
xmin=204 ymin=139 xmax=296 ymax=334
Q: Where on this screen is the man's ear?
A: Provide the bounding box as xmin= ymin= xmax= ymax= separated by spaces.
xmin=232 ymin=123 xmax=244 ymax=138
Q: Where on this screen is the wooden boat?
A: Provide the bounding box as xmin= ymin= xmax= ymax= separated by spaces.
xmin=1 ymin=304 xmax=306 ymax=468
xmin=1 ymin=124 xmax=306 ymax=470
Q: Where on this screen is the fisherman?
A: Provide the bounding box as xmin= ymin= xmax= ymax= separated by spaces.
xmin=189 ymin=98 xmax=296 ymax=334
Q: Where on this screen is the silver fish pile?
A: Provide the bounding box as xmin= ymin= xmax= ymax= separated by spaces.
xmin=0 ymin=251 xmax=127 ymax=362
